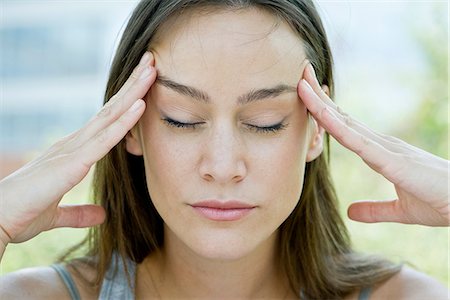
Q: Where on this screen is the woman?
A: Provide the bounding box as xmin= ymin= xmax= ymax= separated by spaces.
xmin=1 ymin=0 xmax=448 ymax=299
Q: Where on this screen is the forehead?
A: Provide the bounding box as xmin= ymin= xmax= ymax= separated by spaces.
xmin=151 ymin=7 xmax=306 ymax=97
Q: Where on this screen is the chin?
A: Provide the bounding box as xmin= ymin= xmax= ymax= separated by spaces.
xmin=164 ymin=216 xmax=279 ymax=262
xmin=191 ymin=240 xmax=255 ymax=262
xmin=183 ymin=227 xmax=271 ymax=262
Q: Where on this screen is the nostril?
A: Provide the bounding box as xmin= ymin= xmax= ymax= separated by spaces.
xmin=202 ymin=173 xmax=214 ymax=182
xmin=232 ymin=174 xmax=244 ymax=183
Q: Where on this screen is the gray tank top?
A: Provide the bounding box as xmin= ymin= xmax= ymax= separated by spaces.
xmin=51 ymin=253 xmax=135 ymax=300
xmin=51 ymin=253 xmax=372 ymax=299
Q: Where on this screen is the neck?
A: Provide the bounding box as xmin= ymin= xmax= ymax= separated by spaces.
xmin=136 ymin=227 xmax=292 ymax=299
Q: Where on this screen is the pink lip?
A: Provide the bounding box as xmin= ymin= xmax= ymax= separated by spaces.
xmin=190 ymin=200 xmax=256 ymax=221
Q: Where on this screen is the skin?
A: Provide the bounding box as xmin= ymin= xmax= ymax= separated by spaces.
xmin=0 ymin=6 xmax=448 ymax=300
xmin=300 ymin=60 xmax=449 ymax=226
xmin=126 ymin=8 xmax=323 ymax=298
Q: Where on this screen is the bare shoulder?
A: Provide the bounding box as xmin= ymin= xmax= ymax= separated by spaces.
xmin=0 ymin=266 xmax=70 ymax=300
xmin=371 ymin=266 xmax=449 ymax=300
xmin=0 ymin=262 xmax=99 ymax=300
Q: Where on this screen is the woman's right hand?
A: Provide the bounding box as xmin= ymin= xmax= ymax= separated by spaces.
xmin=0 ymin=52 xmax=156 ymax=250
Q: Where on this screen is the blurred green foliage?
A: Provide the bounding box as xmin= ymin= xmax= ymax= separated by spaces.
xmin=394 ymin=5 xmax=448 ymax=158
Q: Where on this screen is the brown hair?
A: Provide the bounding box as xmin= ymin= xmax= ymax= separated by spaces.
xmin=64 ymin=1 xmax=401 ymax=298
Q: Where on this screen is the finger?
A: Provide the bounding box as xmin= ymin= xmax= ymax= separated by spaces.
xmin=79 ymin=98 xmax=146 ymax=167
xmin=302 ymin=61 xmax=337 ymax=110
xmin=53 ymin=204 xmax=106 ymax=229
xmin=299 ymin=80 xmax=396 ymax=173
xmin=300 ymin=63 xmax=407 ymax=154
xmin=112 ymin=51 xmax=156 ymax=100
xmin=347 ymin=199 xmax=411 ymax=224
xmin=77 ymin=51 xmax=156 ymax=144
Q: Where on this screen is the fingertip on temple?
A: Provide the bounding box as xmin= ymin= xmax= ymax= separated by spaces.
xmin=297 ymin=78 xmax=314 ymax=97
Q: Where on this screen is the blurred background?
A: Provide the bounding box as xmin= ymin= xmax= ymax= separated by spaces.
xmin=1 ymin=0 xmax=448 ymax=288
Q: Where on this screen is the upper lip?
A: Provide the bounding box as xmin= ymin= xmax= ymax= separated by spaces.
xmin=190 ymin=200 xmax=256 ymax=209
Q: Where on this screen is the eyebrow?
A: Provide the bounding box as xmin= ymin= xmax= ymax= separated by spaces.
xmin=155 ymin=75 xmax=297 ymax=105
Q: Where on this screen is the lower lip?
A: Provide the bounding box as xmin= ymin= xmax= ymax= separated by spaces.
xmin=191 ymin=206 xmax=254 ymax=221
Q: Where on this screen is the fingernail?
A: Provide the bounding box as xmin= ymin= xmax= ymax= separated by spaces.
xmin=140 ymin=66 xmax=152 ymax=79
xmin=301 ymin=79 xmax=312 ymax=91
xmin=307 ymin=62 xmax=316 ymax=78
xmin=139 ymin=52 xmax=151 ymax=66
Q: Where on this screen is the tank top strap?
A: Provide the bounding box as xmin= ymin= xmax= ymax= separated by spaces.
xmin=299 ymin=287 xmax=372 ymax=300
xmin=98 ymin=252 xmax=137 ymax=300
xmin=50 ymin=263 xmax=82 ymax=300
xmin=358 ymin=286 xmax=372 ymax=300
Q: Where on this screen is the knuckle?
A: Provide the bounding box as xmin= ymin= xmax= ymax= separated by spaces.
xmin=335 ymin=117 xmax=351 ymax=138
xmin=129 ymin=66 xmax=142 ymax=81
xmin=343 ymin=115 xmax=353 ymax=127
xmin=129 ymin=73 xmax=139 ymax=82
xmin=336 ymin=105 xmax=348 ymax=117
xmin=354 ymin=135 xmax=371 ymax=156
xmin=109 ymin=95 xmax=119 ymax=104
xmin=361 ymin=135 xmax=371 ymax=146
xmin=381 ymin=134 xmax=410 ymax=149
xmin=381 ymin=133 xmax=400 ymax=144
xmin=318 ymin=107 xmax=327 ymax=119
xmin=97 ymin=104 xmax=112 ymax=118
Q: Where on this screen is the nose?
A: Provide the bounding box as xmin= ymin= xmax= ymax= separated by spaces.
xmin=198 ymin=124 xmax=247 ymax=184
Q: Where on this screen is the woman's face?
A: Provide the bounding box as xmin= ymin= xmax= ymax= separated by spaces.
xmin=127 ymin=7 xmax=323 ymax=260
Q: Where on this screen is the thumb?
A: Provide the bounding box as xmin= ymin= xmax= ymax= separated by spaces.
xmin=53 ymin=204 xmax=106 ymax=229
xmin=347 ymin=199 xmax=410 ymax=224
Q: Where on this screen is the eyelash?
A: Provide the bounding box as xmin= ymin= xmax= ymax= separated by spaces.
xmin=162 ymin=117 xmax=288 ymax=134
xmin=162 ymin=118 xmax=204 ymax=130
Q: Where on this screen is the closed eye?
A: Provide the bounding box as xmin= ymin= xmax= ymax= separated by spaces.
xmin=162 ymin=117 xmax=288 ymax=134
xmin=245 ymin=123 xmax=288 ymax=134
xmin=162 ymin=117 xmax=204 ymax=129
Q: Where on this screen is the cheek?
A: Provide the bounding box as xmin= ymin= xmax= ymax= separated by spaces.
xmin=254 ymin=116 xmax=308 ymax=177
xmin=255 ymin=138 xmax=306 ymax=200
xmin=138 ymin=125 xmax=200 ymax=226
xmin=249 ymin=121 xmax=309 ymax=216
xmin=138 ymin=112 xmax=199 ymax=200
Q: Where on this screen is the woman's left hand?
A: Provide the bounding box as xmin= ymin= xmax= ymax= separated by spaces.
xmin=297 ymin=62 xmax=449 ymax=227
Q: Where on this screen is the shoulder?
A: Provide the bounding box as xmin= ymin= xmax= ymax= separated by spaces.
xmin=371 ymin=266 xmax=449 ymax=300
xmin=0 ymin=262 xmax=100 ymax=300
xmin=0 ymin=266 xmax=70 ymax=300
